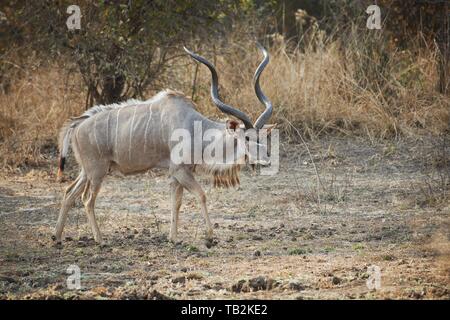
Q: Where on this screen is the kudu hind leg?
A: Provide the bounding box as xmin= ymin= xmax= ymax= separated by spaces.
xmin=169 ymin=178 xmax=184 ymax=242
xmin=82 ymin=178 xmax=104 ymax=244
xmin=172 ymin=169 xmax=213 ymax=240
xmin=54 ymin=172 xmax=87 ymax=242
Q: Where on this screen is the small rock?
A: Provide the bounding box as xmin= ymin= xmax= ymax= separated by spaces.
xmin=268 ymin=278 xmax=279 ymax=289
xmin=205 ymin=241 xmax=213 ymax=249
xmin=99 ymin=243 xmax=109 ymax=249
xmin=0 ymin=276 xmax=16 ymax=283
xmin=204 ymin=238 xmax=218 ymax=248
xmin=213 ymin=282 xmax=224 ymax=290
xmin=148 ymin=289 xmax=173 ymax=300
xmin=231 ymin=279 xmax=247 ymax=293
xmin=248 ymin=276 xmax=267 ymax=291
xmin=409 ymin=290 xmax=425 ymax=299
xmin=332 ymin=276 xmax=342 ymax=285
xmin=51 ymin=283 xmax=64 ymax=290
xmin=76 ymin=241 xmax=87 ymax=247
xmin=248 ymin=276 xmax=274 ymax=291
xmin=205 ymin=282 xmax=223 ymax=290
xmin=186 ymin=273 xmax=203 ymax=280
xmin=186 ymin=289 xmax=200 ymax=296
xmin=53 ymin=242 xmax=63 ymax=249
xmin=225 ymin=236 xmax=234 ymax=243
xmin=172 ymin=276 xmax=186 ymax=284
xmin=149 ymin=274 xmax=159 ymax=281
xmin=288 ymin=281 xmax=305 ymax=291
xmin=213 ymin=223 xmax=219 ymax=229
xmin=174 ymin=240 xmax=184 ymax=247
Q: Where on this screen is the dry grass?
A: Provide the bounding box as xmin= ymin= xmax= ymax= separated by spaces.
xmin=191 ymin=34 xmax=449 ymax=140
xmin=0 ymin=64 xmax=85 ymax=170
xmin=0 ymin=31 xmax=449 ymax=170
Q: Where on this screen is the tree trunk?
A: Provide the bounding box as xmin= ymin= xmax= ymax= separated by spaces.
xmin=437 ymin=2 xmax=449 ymax=95
xmin=102 ymin=73 xmax=126 ymax=104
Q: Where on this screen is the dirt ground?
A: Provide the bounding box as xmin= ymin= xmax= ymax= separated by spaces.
xmin=0 ymin=136 xmax=449 ymax=300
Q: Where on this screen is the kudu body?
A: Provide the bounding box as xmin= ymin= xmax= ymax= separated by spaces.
xmin=54 ymin=45 xmax=274 ymax=245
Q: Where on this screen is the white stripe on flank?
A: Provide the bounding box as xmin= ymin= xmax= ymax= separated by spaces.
xmin=106 ymin=111 xmax=110 ymax=150
xmin=115 ymin=108 xmax=121 ymax=159
xmin=94 ymin=116 xmax=102 ymax=157
xmin=143 ymin=103 xmax=153 ymax=154
xmin=129 ymin=106 xmax=137 ymax=161
xmin=159 ymin=110 xmax=164 ymax=145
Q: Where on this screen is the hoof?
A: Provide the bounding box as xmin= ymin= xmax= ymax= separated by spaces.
xmin=51 ymin=234 xmax=64 ymax=244
xmin=52 ymin=241 xmax=63 ymax=249
xmin=98 ymin=242 xmax=107 ymax=248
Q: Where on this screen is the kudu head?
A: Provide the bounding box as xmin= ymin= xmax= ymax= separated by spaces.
xmin=184 ymin=44 xmax=276 ymax=167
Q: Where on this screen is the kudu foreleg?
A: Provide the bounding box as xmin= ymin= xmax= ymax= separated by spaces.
xmin=82 ymin=179 xmax=103 ymax=244
xmin=169 ymin=178 xmax=184 ymax=242
xmin=172 ymin=169 xmax=213 ymax=240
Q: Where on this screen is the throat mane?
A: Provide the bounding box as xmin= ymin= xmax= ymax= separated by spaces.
xmin=194 ymin=164 xmax=242 ymax=188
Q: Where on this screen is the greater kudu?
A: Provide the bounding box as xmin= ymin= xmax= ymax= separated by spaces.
xmin=53 ymin=44 xmax=275 ymax=245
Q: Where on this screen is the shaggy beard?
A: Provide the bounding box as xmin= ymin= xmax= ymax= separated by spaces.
xmin=193 ymin=162 xmax=243 ymax=188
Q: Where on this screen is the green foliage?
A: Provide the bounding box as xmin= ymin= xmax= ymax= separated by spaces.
xmin=288 ymin=247 xmax=311 ymax=255
xmin=1 ymin=0 xmax=239 ymax=104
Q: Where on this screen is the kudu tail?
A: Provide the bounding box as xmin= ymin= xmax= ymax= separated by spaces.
xmin=57 ymin=116 xmax=88 ymax=180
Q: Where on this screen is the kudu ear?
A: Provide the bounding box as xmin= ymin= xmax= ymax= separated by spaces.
xmin=226 ymin=119 xmax=240 ymax=131
xmin=262 ymin=123 xmax=277 ymax=134
xmin=226 ymin=119 xmax=243 ymax=139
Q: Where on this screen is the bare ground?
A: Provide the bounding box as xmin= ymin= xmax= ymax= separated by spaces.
xmin=0 ymin=137 xmax=449 ymax=299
